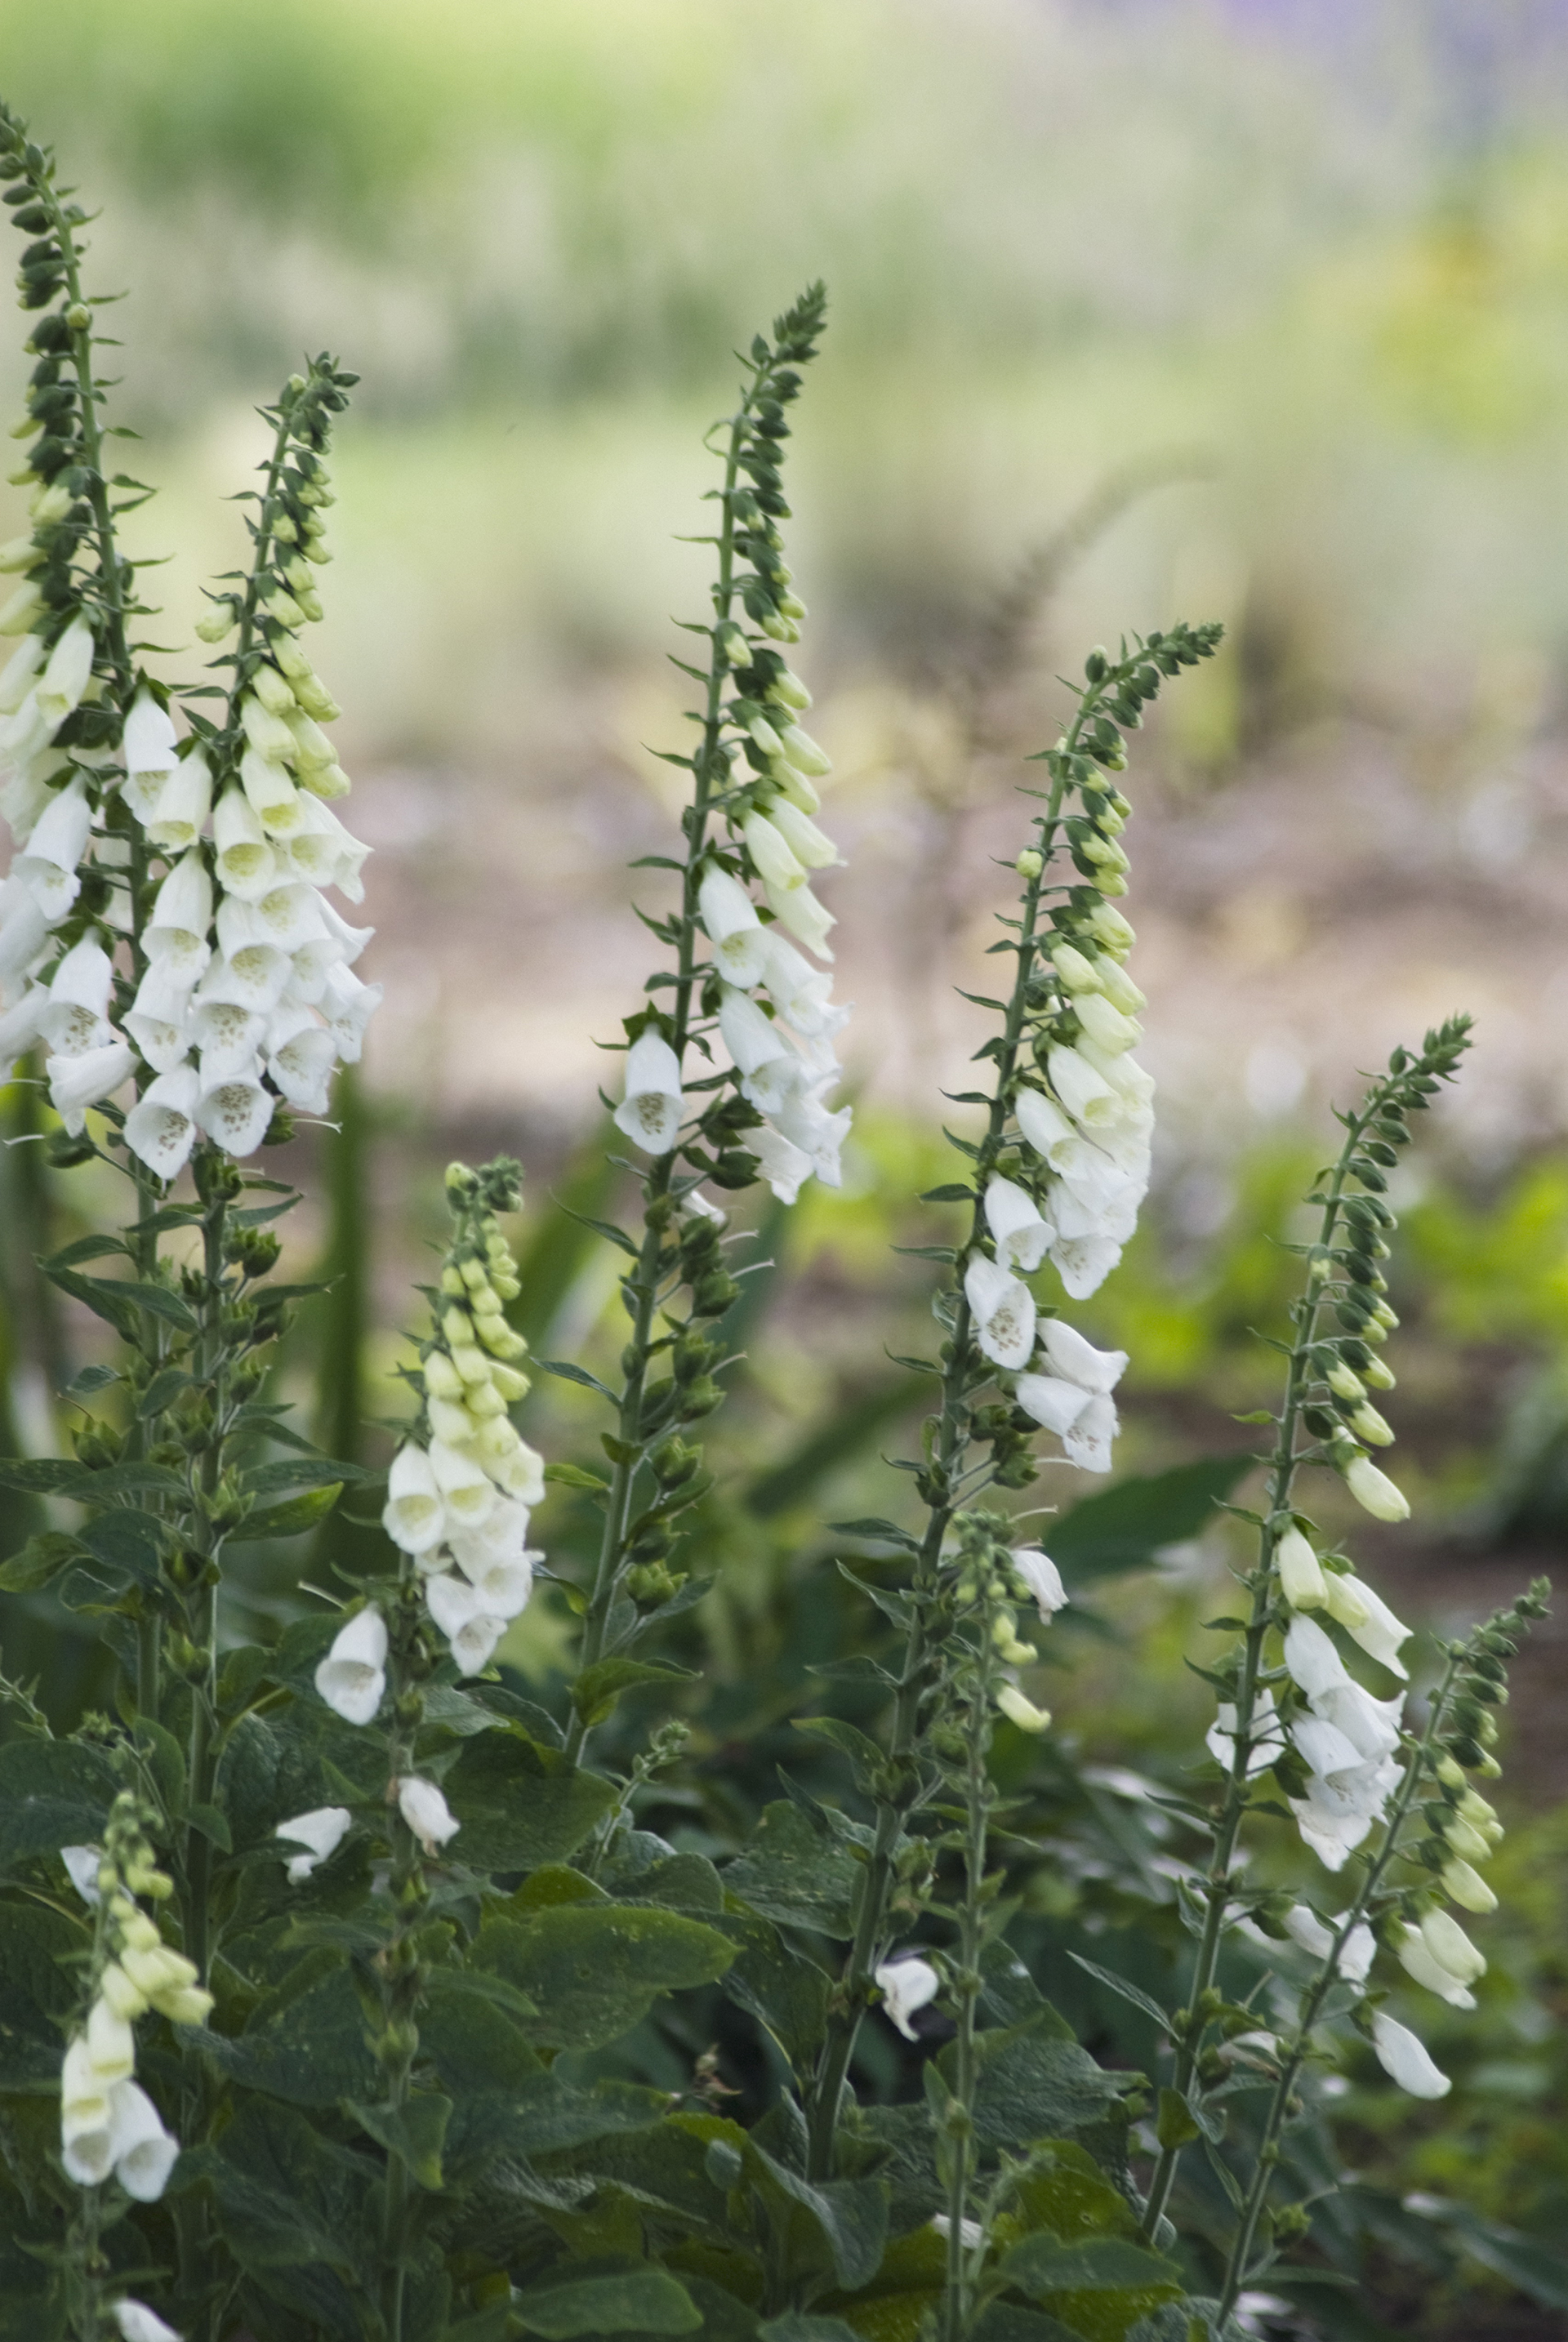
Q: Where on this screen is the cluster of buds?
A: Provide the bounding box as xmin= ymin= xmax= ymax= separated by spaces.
xmin=57 ymin=1794 xmax=210 ymax=2199
xmin=613 ymin=284 xmax=852 ymax=1206
xmin=945 ymin=1509 xmax=1072 ymax=1738
xmin=375 ymin=1158 xmax=541 ymax=1676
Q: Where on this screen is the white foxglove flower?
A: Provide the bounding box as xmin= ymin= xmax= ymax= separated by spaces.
xmin=0 ymin=688 xmax=51 ymax=767
xmin=763 ymin=875 xmax=835 ymax=960
xmin=265 ymin=1007 xmax=335 ymax=1114
xmin=15 ymin=774 xmax=91 ymax=920
xmin=1206 ymin=1688 xmax=1284 ymax=1778
xmin=34 ymin=612 xmax=95 ymax=730
xmin=1013 ymin=1372 xmax=1093 ymax=1439
xmin=448 ymin=1494 xmax=530 ymax=1569
xmin=114 ymin=2299 xmax=183 ymax=2342
xmin=612 ymin=1031 xmax=684 ymax=1155
xmin=1275 ymin=1526 xmax=1328 ymax=1613
xmin=874 ymin=1956 xmax=940 ymax=2041
xmin=274 ymin=1805 xmax=353 ymax=1884
xmin=1281 ymin=1903 xmax=1334 ymax=1960
xmin=719 ymin=984 xmax=800 ymax=1113
xmin=750 ymin=1123 xmax=813 ymax=1204
xmin=61 ymin=1845 xmax=104 ymax=1905
xmin=964 ymin=1254 xmax=1036 ymax=1371
xmin=429 ymin=1438 xmax=496 ymax=1527
xmin=1422 ymin=1906 xmax=1486 ymax=1984
xmin=0 ymin=979 xmax=46 ymax=1071
xmin=120 ymin=688 xmax=180 ymax=821
xmin=1312 ymin=1677 xmax=1403 ymax=1764
xmin=382 ymin=1444 xmax=447 ymax=1556
xmin=1074 ymin=991 xmax=1141 ymax=1056
xmin=1323 ymin=1573 xmax=1411 ymax=1679
xmin=1370 ymin=2011 xmax=1450 ymax=2099
xmin=48 ymin=1039 xmax=136 ymax=1136
xmin=425 ymin=1571 xmax=506 ymax=1676
xmin=775 ymin=720 xmax=831 ymax=777
xmin=760 ymin=932 xmax=849 ymax=1040
xmin=1289 ymin=1756 xmax=1401 ymax=1871
xmin=397 ymin=1775 xmax=460 ymax=1854
xmin=698 ymin=865 xmax=769 ymax=987
xmin=1396 ymin=1925 xmax=1477 ymax=2010
xmin=38 ymin=938 xmax=114 ymax=1057
xmin=470 ymin=1420 xmax=546 ymax=1504
xmin=283 ymin=705 xmax=334 ymax=774
xmin=742 ymin=808 xmax=805 ymax=893
xmin=1340 ymin=1449 xmax=1409 ymax=1521
xmin=239 ymin=692 xmax=296 ymax=763
xmin=213 ymin=789 xmax=278 ymax=901
xmin=145 ymin=852 xmax=213 ymax=977
xmin=318 ymin=961 xmax=381 ymax=1062
xmin=995 ymin=1681 xmax=1052 ymax=1733
xmin=1045 ymin=1044 xmax=1120 ymax=1130
xmin=106 ymin=2080 xmax=180 ymax=2202
xmin=301 ymin=798 xmax=370 ymax=898
xmin=1282 ymin=1615 xmax=1350 ymax=1700
xmin=1077 ymin=1035 xmax=1155 ymax=1105
xmin=195 ymin=1066 xmax=274 ymax=1157
xmin=239 ymin=747 xmax=302 ymax=837
xmin=1036 ymin=1317 xmax=1127 ymax=1394
xmin=1339 ymin=1921 xmax=1377 ymax=1983
xmin=1292 ymin=1715 xmax=1370 ymax=1783
xmin=0 ymin=629 xmax=43 ymax=713
xmin=214 ymin=903 xmax=293 ymax=1008
xmin=1048 ymin=1232 xmax=1124 ymax=1301
xmin=125 ymin=961 xmax=194 ymax=1075
xmin=768 ymin=1080 xmax=851 ymax=1186
xmin=314 ymin=1607 xmax=388 ymax=1726
xmin=86 ymin=1997 xmax=136 ymax=2086
xmin=1441 ymin=1859 xmax=1497 ymax=1914
xmin=1010 ymin=1547 xmax=1068 ymax=1622
xmin=250 ymin=881 xmax=327 ymax=952
xmin=0 ymin=753 xmax=60 ymax=844
xmin=984 ymin=1176 xmax=1052 ymax=1272
xmin=453 ymin=1542 xmax=535 ymax=1620
xmin=124 ymin=1066 xmax=202 ymax=1181
xmin=1014 ymin=1084 xmax=1079 ymax=1166
xmin=765 ymin=794 xmax=840 ymax=869
xmin=189 ymin=991 xmax=267 ymax=1075
xmin=145 ymin=745 xmax=212 ymax=853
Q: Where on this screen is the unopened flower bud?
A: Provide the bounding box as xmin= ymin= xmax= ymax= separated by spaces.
xmin=1014 ymin=848 xmax=1043 ymax=879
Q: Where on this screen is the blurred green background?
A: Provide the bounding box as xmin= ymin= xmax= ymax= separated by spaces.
xmin=3 ymin=2 xmax=1568 ymax=2329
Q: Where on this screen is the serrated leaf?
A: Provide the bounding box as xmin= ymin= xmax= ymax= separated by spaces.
xmin=229 ymin=1483 xmax=342 ymax=1543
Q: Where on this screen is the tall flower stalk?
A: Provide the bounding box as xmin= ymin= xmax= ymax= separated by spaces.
xmin=564 ymin=286 xmax=854 ymax=1764
xmin=803 ymin=621 xmax=1223 ymax=2182
xmin=1135 ymin=1020 xmax=1477 ymax=2248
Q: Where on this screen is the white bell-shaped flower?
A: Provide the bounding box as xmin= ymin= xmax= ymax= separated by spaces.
xmin=48 ymin=1038 xmax=136 ymax=1136
xmin=1047 ymin=1231 xmax=1124 ymax=1301
xmin=35 ymin=612 xmax=95 ymax=731
xmin=1011 ymin=1547 xmax=1068 ymax=1622
xmin=265 ymin=1006 xmax=335 ymax=1114
xmin=212 ymin=789 xmax=278 ymax=901
xmin=113 ymin=2302 xmax=182 ymax=2342
xmin=698 ymin=865 xmax=768 ymax=988
xmin=765 ymin=794 xmax=840 ymax=869
xmin=106 ymin=2080 xmax=180 ymax=2202
xmin=15 ymin=773 xmax=91 ymax=920
xmin=1282 ymin=1615 xmax=1351 ymax=1700
xmin=751 ymin=1122 xmax=813 ymax=1204
xmin=396 ymin=1775 xmax=460 ymax=1854
xmin=984 ymin=1176 xmax=1053 ymax=1272
xmin=318 ymin=960 xmax=381 ymax=1063
xmin=1325 ymin=1574 xmax=1410 ymax=1680
xmin=121 ymin=689 xmax=180 ymax=821
xmin=0 ymin=628 xmax=44 ymax=714
xmin=124 ymin=1066 xmax=202 ymax=1181
xmin=145 ymin=852 xmax=214 ymax=977
xmin=38 ymin=937 xmax=115 ymax=1057
xmin=764 ymin=875 xmax=835 ymax=960
xmin=742 ymin=808 xmax=805 ymax=893
xmin=719 ymin=984 xmax=800 ymax=1114
xmin=424 ymin=1570 xmax=506 ymax=1676
xmin=874 ymin=1955 xmax=940 ymax=2041
xmin=125 ymin=961 xmax=194 ymax=1075
xmin=1342 ymin=1449 xmax=1410 ymax=1522
xmin=382 ymin=1444 xmax=447 ymax=1555
xmin=274 ymin=1805 xmax=353 ymax=1885
xmin=61 ymin=1845 xmax=104 ymax=1905
xmin=612 ymin=1031 xmax=684 ymax=1155
xmin=314 ymin=1607 xmax=388 ymax=1726
xmin=429 ymin=1438 xmax=496 ymax=1528
xmin=0 ymin=980 xmax=46 ymax=1073
xmin=214 ymin=900 xmax=294 ymax=1009
xmin=1275 ymin=1526 xmax=1328 ymax=1613
xmin=1013 ymin=1371 xmax=1093 ymax=1440
xmin=0 ymin=875 xmax=51 ymax=983
xmin=1060 ymin=1390 xmax=1118 ymax=1472
xmin=963 ymin=1254 xmax=1036 ymax=1371
xmin=1075 ymin=991 xmax=1141 ymax=1055
xmin=145 ymin=744 xmax=212 ymax=854
xmin=239 ymin=746 xmax=303 ymax=838
xmin=86 ymin=1997 xmax=136 ymax=2086
xmin=1036 ymin=1316 xmax=1127 ymax=1394
xmin=452 ymin=1539 xmax=535 ymax=1620
xmin=760 ymin=930 xmax=849 ymax=1041
xmin=1045 ymin=1044 xmax=1120 ymax=1130
xmin=1371 ymin=2010 xmax=1450 ymax=2099
xmin=195 ymin=1066 xmax=274 ymax=1158
xmin=1206 ymin=1687 xmax=1285 ymax=1779
xmin=189 ymin=987 xmax=267 ymax=1077
xmin=1395 ymin=1924 xmax=1477 ymax=2009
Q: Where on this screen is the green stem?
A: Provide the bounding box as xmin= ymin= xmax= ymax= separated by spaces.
xmin=562 ymin=372 xmax=758 ymax=1768
xmin=805 ymin=716 xmax=1097 ymax=2180
xmin=942 ymin=1639 xmax=997 ymax=2342
xmin=1138 ymin=1125 xmax=1369 ymax=2242
xmin=378 ymin=1561 xmax=429 ymax=2342
xmin=1214 ymin=1649 xmax=1462 ymax=2318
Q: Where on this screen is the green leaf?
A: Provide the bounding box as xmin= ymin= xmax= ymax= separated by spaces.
xmin=445 ymin=1730 xmax=617 ymax=1872
xmin=79 ymin=1508 xmax=165 ymax=1584
xmin=191 ymin=2098 xmax=375 ymax=2332
xmin=794 ymin=1714 xmax=887 ymax=1791
xmin=474 ymin=1902 xmax=736 ymax=2051
xmin=1048 ymin=1455 xmax=1255 ymax=1587
xmin=964 ymin=2030 xmax=1129 ymax=2153
xmin=545 ymin=1460 xmax=611 ymax=1492
xmin=514 ymin=2263 xmax=702 ymax=2337
xmin=724 ymin=1801 xmax=864 ymax=1939
xmin=0 ymin=1901 xmax=91 ymax=2087
xmin=745 ymin=2139 xmax=888 ymax=2291
xmin=1001 ymin=2234 xmax=1183 ymax=2299
xmin=1405 ymin=2197 xmax=1568 ymax=2311
xmin=43 ymin=1263 xmax=198 ymax=1336
xmin=1065 ymin=1953 xmax=1173 ymax=2034
xmin=0 ymin=1738 xmax=118 ymax=1875
xmin=0 ymin=1458 xmax=183 ymax=1500
xmin=0 ymin=1530 xmax=83 ymax=1592
xmin=719 ymin=1911 xmax=831 ymax=2073
xmin=572 ymin=1654 xmax=696 ymax=1728
xmin=228 ymin=1482 xmax=343 ymax=1543
xmin=759 ymin=2321 xmax=865 ymax=2342
xmin=825 ymin=1515 xmax=920 ymax=1551
xmin=540 ymin=1356 xmax=621 ymax=1400
xmin=343 ymin=2091 xmax=452 ymax=2189
xmin=194 ymin=1966 xmax=381 ymax=2108
xmin=1155 ymin=2086 xmax=1200 ymax=2151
